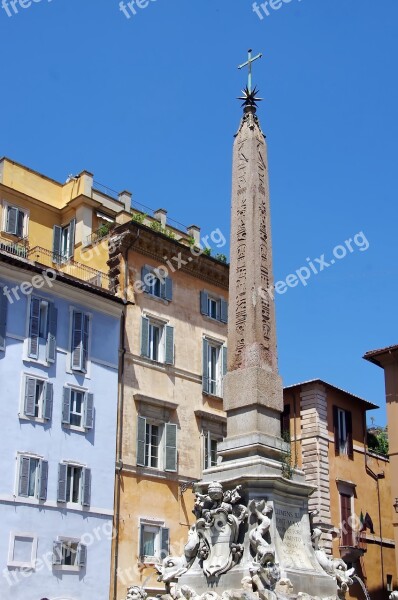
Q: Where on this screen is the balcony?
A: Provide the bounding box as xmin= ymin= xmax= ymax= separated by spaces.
xmin=27 ymin=247 xmax=110 ymax=291
xmin=339 ymin=531 xmax=366 ymax=562
xmin=0 ymin=235 xmax=29 ymax=258
xmin=85 ymin=223 xmax=114 ymax=247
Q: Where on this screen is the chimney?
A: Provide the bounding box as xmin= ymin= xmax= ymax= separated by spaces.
xmin=154 ymin=208 xmax=167 ymax=229
xmin=187 ymin=225 xmax=201 ymax=246
xmin=118 ymin=190 xmax=132 ymax=213
xmin=77 ymin=171 xmax=94 ymax=197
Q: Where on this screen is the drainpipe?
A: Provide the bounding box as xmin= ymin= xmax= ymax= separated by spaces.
xmin=113 ymin=229 xmax=140 ymax=600
xmin=292 ymin=392 xmax=299 ymax=468
xmin=364 ymin=413 xmax=385 ymax=593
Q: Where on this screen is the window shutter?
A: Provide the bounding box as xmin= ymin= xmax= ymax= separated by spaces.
xmin=24 ymin=377 xmax=37 ymax=417
xmin=72 ymin=311 xmax=83 ymax=370
xmin=163 ymin=277 xmax=173 ymax=302
xmin=204 ymin=430 xmax=211 ymax=470
xmin=28 ymin=297 xmax=41 ymax=359
xmin=62 ymin=387 xmax=71 ymax=424
xmin=137 ymin=416 xmax=146 ymax=467
xmin=6 ymin=207 xmax=18 ymax=235
xmin=52 ymin=541 xmax=63 ymax=565
xmin=160 ymin=527 xmax=170 ymax=559
xmin=82 ymin=468 xmax=91 ymax=507
xmin=16 ymin=209 xmax=24 ymax=238
xmin=165 ymin=423 xmax=177 ymax=472
xmin=52 ymin=225 xmax=62 ymax=262
xmin=220 ymin=300 xmax=228 ymax=324
xmin=57 ymin=463 xmax=68 ymax=503
xmin=82 ymin=314 xmax=90 ymax=372
xmin=140 ymin=316 xmax=150 ymax=358
xmin=200 ymin=291 xmax=209 ymax=316
xmin=165 ymin=325 xmax=174 ymax=365
xmin=46 ymin=303 xmax=58 ymax=364
xmin=39 ymin=459 xmax=49 ymax=501
xmin=0 ymin=286 xmax=8 ymax=351
xmin=84 ymin=393 xmax=94 ymax=429
xmin=333 ymin=406 xmax=339 ymax=456
xmin=78 ymin=543 xmax=87 ymax=568
xmin=202 ymin=339 xmax=209 ymax=394
xmin=18 ymin=456 xmax=30 ymax=497
xmin=346 ymin=411 xmax=354 ymax=459
xmin=68 ymin=218 xmax=76 ymax=259
xmin=43 ymin=382 xmax=53 ymax=421
xmin=139 ymin=523 xmax=145 ymax=558
xmin=222 ymin=346 xmax=228 ymax=377
xmin=141 ymin=266 xmax=150 ymax=293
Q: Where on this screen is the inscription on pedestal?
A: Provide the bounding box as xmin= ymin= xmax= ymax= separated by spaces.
xmin=274 ymin=505 xmax=316 ymax=571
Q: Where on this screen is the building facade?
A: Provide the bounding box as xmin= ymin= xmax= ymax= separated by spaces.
xmin=283 ymin=380 xmax=396 ymax=600
xmin=108 ymin=222 xmax=229 ymax=600
xmin=364 ymin=345 xmax=398 ymax=585
xmin=0 ymin=251 xmax=123 ymax=600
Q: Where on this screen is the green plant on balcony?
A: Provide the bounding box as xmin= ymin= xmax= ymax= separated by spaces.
xmin=165 ymin=229 xmax=176 ymax=240
xmin=131 ymin=212 xmax=147 ymax=224
xmin=203 ymin=248 xmax=212 ymax=256
xmin=97 ymin=223 xmax=111 ymax=239
xmin=187 ymin=236 xmax=195 ymax=247
xmin=150 ymin=220 xmax=164 ymax=233
xmin=215 ymin=253 xmax=227 ymax=263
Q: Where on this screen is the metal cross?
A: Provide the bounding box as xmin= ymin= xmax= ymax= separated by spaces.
xmin=238 ymin=49 xmax=263 ymax=94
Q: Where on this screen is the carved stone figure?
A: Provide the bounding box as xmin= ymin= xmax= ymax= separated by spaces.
xmin=311 ymin=528 xmax=354 ymax=599
xmin=157 ymin=525 xmax=200 ymax=583
xmin=249 ymin=500 xmax=275 ymax=567
xmin=125 ymin=586 xmax=148 ymax=600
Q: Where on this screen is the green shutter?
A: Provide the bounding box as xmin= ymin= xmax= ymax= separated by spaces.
xmin=24 ymin=377 xmax=37 ymax=417
xmin=46 ymin=303 xmax=57 ymax=363
xmin=82 ymin=468 xmax=91 ymax=507
xmin=62 ymin=387 xmax=71 ymax=424
xmin=43 ymin=382 xmax=53 ymax=421
xmin=39 ymin=460 xmax=49 ymax=501
xmin=202 ymin=339 xmax=209 ymax=394
xmin=82 ymin=314 xmax=90 ymax=372
xmin=163 ymin=277 xmax=173 ymax=302
xmin=165 ymin=325 xmax=174 ymax=365
xmin=57 ymin=463 xmax=67 ymax=503
xmin=160 ymin=527 xmax=170 ymax=559
xmin=68 ymin=218 xmax=76 ymax=259
xmin=200 ymin=291 xmax=208 ymax=316
xmin=140 ymin=317 xmax=150 ymax=358
xmin=137 ymin=416 xmax=146 ymax=466
xmin=52 ymin=226 xmax=62 ymax=262
xmin=72 ymin=311 xmax=83 ymax=370
xmin=0 ymin=286 xmax=8 ymax=351
xmin=220 ymin=300 xmax=228 ymax=324
xmin=141 ymin=267 xmax=150 ymax=293
xmin=78 ymin=543 xmax=87 ymax=567
xmin=84 ymin=393 xmax=94 ymax=429
xmin=28 ymin=297 xmax=41 ymax=359
xmin=164 ymin=423 xmax=177 ymax=472
xmin=18 ymin=456 xmax=30 ymax=497
xmin=6 ymin=207 xmax=18 ymax=235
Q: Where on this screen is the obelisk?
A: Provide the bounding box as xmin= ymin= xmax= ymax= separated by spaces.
xmin=218 ymin=54 xmax=286 ymax=468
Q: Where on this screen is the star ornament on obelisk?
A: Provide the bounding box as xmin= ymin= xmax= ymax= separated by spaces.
xmin=238 ymin=49 xmax=264 ymax=108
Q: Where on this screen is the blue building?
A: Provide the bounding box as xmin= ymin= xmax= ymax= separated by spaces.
xmin=0 ymin=252 xmax=123 ymax=600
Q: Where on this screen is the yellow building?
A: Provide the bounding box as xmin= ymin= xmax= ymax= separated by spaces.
xmin=283 ymin=380 xmax=396 ymax=600
xmin=364 ymin=345 xmax=398 ymax=585
xmin=107 ymin=221 xmax=229 ymax=599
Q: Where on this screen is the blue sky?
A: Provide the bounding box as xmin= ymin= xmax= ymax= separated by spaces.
xmin=1 ymin=0 xmax=397 ymax=425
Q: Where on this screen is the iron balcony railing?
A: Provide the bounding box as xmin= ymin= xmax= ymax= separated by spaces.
xmin=0 ymin=235 xmax=29 ymax=258
xmin=27 ymin=246 xmax=110 ymax=291
xmin=84 ymin=224 xmax=113 ymax=247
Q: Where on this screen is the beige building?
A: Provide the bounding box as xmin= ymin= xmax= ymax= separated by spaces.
xmin=364 ymin=345 xmax=398 ymax=585
xmin=283 ymin=380 xmax=396 ymax=600
xmin=108 ymin=220 xmax=230 ymax=599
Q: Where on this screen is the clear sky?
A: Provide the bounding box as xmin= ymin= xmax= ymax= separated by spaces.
xmin=1 ymin=0 xmax=397 ymax=425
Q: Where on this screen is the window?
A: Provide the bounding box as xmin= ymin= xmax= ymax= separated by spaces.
xmin=333 ymin=406 xmax=353 ymax=458
xmin=141 ymin=266 xmax=173 ymax=301
xmin=27 ymin=297 xmax=57 ymax=363
xmin=52 ymin=220 xmax=76 ymax=262
xmin=22 ymin=376 xmax=53 ymax=421
xmin=387 ymin=575 xmax=393 ymax=592
xmin=139 ymin=521 xmax=169 ymax=563
xmin=200 ymin=291 xmax=228 ymax=324
xmin=340 ymin=492 xmax=354 ymax=546
xmin=141 ymin=316 xmax=174 ymax=365
xmin=57 ymin=463 xmax=91 ymax=506
xmin=3 ymin=204 xmax=27 ymax=238
xmin=204 ymin=432 xmax=218 ymax=469
xmin=137 ymin=416 xmax=177 ymax=472
xmin=53 ymin=539 xmax=87 ymax=570
xmin=202 ymin=338 xmax=227 ymax=397
xmin=8 ymin=533 xmax=38 ymax=569
xmin=62 ymin=387 xmax=94 ymax=430
xmin=0 ymin=284 xmax=8 ymax=352
xmin=17 ymin=455 xmax=48 ymax=501
xmin=71 ymin=310 xmax=90 ymax=372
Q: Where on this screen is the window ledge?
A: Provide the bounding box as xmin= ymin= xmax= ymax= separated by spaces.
xmin=62 ymin=424 xmax=87 ymax=434
xmin=140 ymin=557 xmax=161 ymax=566
xmin=7 ymin=562 xmax=35 ymax=570
xmin=144 ymin=292 xmax=170 ymax=305
xmin=203 ymin=391 xmax=223 ymax=401
xmin=134 ymin=394 xmax=178 ymax=412
xmin=194 ymin=409 xmax=227 ymax=424
xmin=53 ymin=565 xmax=81 ymax=573
xmin=18 ymin=415 xmax=48 ymax=425
xmin=22 ymin=358 xmax=51 ymax=368
xmin=202 ymin=315 xmax=227 ymax=326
